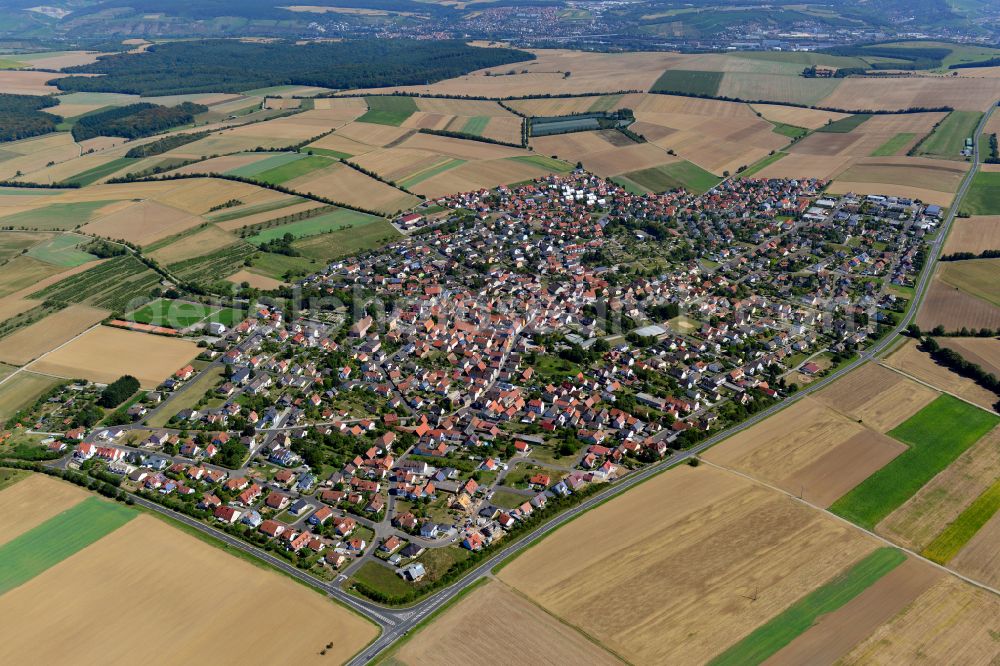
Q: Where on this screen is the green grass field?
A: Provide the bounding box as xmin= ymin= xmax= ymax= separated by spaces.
xmin=63 ymin=157 xmax=137 ymax=186
xmin=610 ymin=176 xmax=648 ymax=194
xmin=358 ymin=96 xmax=418 ymax=126
xmin=922 ymin=478 xmax=1000 ymax=564
xmin=460 ymin=116 xmax=490 ymax=136
xmin=291 ymin=218 xmax=399 ymax=262
xmin=0 ymin=496 xmax=135 ymax=595
xmin=912 ymin=110 xmax=982 ymax=160
xmin=250 ymin=207 xmax=380 ymax=243
xmin=742 ymin=151 xmax=787 ymax=177
xmin=707 ymin=548 xmax=906 ymax=666
xmin=252 ymin=155 xmax=333 ymax=186
xmin=650 ymin=69 xmax=724 ymax=96
xmin=830 ymin=395 xmax=999 ymax=529
xmin=771 ymin=122 xmax=808 ymax=139
xmin=0 ymin=200 xmax=116 ymax=230
xmin=871 ymin=132 xmax=916 ymax=156
xmin=306 ymin=147 xmax=354 ymax=159
xmin=959 ymin=171 xmax=1000 ymax=215
xmin=399 ymin=158 xmax=466 ymax=188
xmin=817 ymin=114 xmax=872 ymax=133
xmin=939 ymin=258 xmax=1000 ymax=306
xmin=621 ymin=160 xmax=720 ymax=194
xmin=225 ymin=152 xmax=306 ymax=178
xmin=25 ymin=233 xmax=97 ymax=267
xmin=127 ymin=298 xmax=217 ymax=328
xmin=507 ymin=155 xmax=575 ymax=173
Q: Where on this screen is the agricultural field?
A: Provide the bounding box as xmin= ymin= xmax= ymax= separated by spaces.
xmin=81 ymin=200 xmax=205 ymax=247
xmin=532 ymin=130 xmax=676 ymax=177
xmin=290 ymin=218 xmax=400 ymax=263
xmin=749 ymin=103 xmax=848 ymax=130
xmin=705 ymin=393 xmax=910 ymax=508
xmin=166 ymin=243 xmax=257 ymax=286
xmin=29 ymin=325 xmax=200 ymax=388
xmin=870 ymin=133 xmax=917 ymax=156
xmin=959 ymin=171 xmax=1000 ymax=215
xmin=31 ymin=255 xmax=160 ymax=312
xmin=0 ymin=497 xmax=136 ymax=595
xmin=0 ymin=304 xmax=108 ymax=366
xmin=816 ymin=114 xmax=871 ymax=133
xmin=917 ymin=275 xmax=1000 ymax=333
xmin=829 ymin=394 xmax=999 ymax=530
xmin=0 ymin=231 xmax=52 ymax=262
xmin=651 ymin=69 xmax=723 ymax=96
xmin=286 ymin=161 xmax=421 ymax=215
xmin=937 ymin=337 xmax=1000 ymax=376
xmin=838 ymin=577 xmax=1000 ymax=665
xmin=249 ymin=207 xmax=382 ymax=243
xmin=498 ymin=464 xmax=879 ymax=665
xmin=225 ymin=269 xmax=285 ymax=290
xmin=24 ymin=233 xmax=97 ymax=267
xmin=0 ymin=200 xmax=121 ymax=231
xmin=878 ymin=425 xmax=1000 ymax=553
xmin=826 ymin=157 xmax=966 ymax=206
xmin=0 ymin=372 xmax=63 ymax=422
xmin=147 ymin=225 xmax=241 ymax=265
xmin=0 ymin=475 xmax=89 ymax=547
xmin=387 ymin=580 xmax=623 ymax=665
xmin=884 ymin=339 xmax=999 ymax=411
xmin=911 ymin=110 xmax=982 ymax=160
xmin=0 ymin=511 xmax=377 ymax=665
xmin=615 ymin=160 xmax=720 ymax=194
xmin=938 ymin=258 xmax=1000 ymax=307
xmin=943 ymin=215 xmax=1000 ymax=254
xmin=358 ymin=96 xmax=418 ymax=126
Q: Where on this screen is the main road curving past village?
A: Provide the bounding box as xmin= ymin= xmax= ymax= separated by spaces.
xmin=101 ymin=102 xmax=999 ymax=666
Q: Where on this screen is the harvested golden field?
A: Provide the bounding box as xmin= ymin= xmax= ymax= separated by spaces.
xmin=509 ymin=95 xmax=621 ymax=117
xmin=0 ymin=255 xmax=73 ymax=298
xmin=22 ymin=152 xmax=130 ymax=186
xmin=305 ymin=132 xmax=378 ymax=159
xmin=151 ymin=178 xmax=278 ymax=216
xmin=938 ymin=337 xmax=1000 ymax=376
xmin=0 ymin=133 xmax=80 ymax=181
xmin=411 ymin=158 xmax=549 ymax=199
xmin=310 ymin=97 xmax=367 ymax=119
xmin=916 ymin=277 xmax=1000 ymax=333
xmin=352 ymin=147 xmax=451 ymax=183
xmin=531 ymin=129 xmax=624 ymax=156
xmin=0 ymin=296 xmax=40 ymax=323
xmin=169 ymin=153 xmax=269 ymax=176
xmin=883 ymin=340 xmax=999 ymax=410
xmin=0 ymin=69 xmax=60 ymax=95
xmin=839 ymin=577 xmax=1000 ymax=664
xmin=765 ymin=556 xmax=943 ymax=666
xmin=749 ymin=103 xmax=849 ymax=129
xmin=822 ymin=75 xmax=1000 ymax=112
xmin=286 ymin=161 xmax=420 ymax=214
xmin=0 ymin=258 xmax=105 ymax=303
xmin=397 ymin=131 xmax=527 ymax=159
xmin=814 ymin=362 xmax=939 ymax=432
xmin=0 ymin=372 xmax=63 ymax=422
xmin=414 ymin=97 xmax=511 ymax=116
xmin=353 ymin=49 xmax=685 ymax=97
xmin=498 ymin=464 xmax=878 ymax=665
xmin=31 ymin=325 xmax=199 ymax=388
xmin=214 ymin=200 xmax=325 ymax=231
xmin=226 ymin=269 xmax=286 ymax=290
xmin=0 ymin=514 xmax=377 ymax=665
xmin=393 ymin=581 xmax=623 ymax=665
xmin=944 ymin=215 xmax=1000 ymax=254
xmin=0 ymin=305 xmax=108 ymax=366
xmin=950 ymin=502 xmax=1000 ymax=588
xmin=827 ymin=182 xmax=957 ymax=207
xmin=831 ymin=157 xmax=966 ymax=193
xmin=334 ymin=122 xmax=416 ymax=147
xmin=81 ymin=200 xmax=204 ymax=247
xmin=756 ymin=152 xmax=853 ymax=180
xmin=877 ymin=425 xmax=1000 ymax=551
xmin=480 ymin=116 xmax=523 ymax=144
xmin=533 ymin=132 xmax=675 ymax=177
xmin=147 ymin=226 xmax=239 ymax=264
xmin=705 ymin=396 xmax=906 ymax=507
xmin=0 ymin=474 xmax=89 ymax=547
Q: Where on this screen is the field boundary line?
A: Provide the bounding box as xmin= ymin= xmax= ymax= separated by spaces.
xmin=698 ymin=459 xmax=1000 ymax=599
xmin=875 ymin=360 xmax=999 ymax=416
xmin=0 ymin=321 xmax=105 ymax=389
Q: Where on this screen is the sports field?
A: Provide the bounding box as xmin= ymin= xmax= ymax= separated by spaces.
xmin=127 ymin=298 xmax=217 ymax=328
xmin=358 ymin=96 xmax=418 ymax=126
xmin=0 ymin=497 xmax=135 ymax=595
xmin=830 ymin=395 xmax=999 ymax=529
